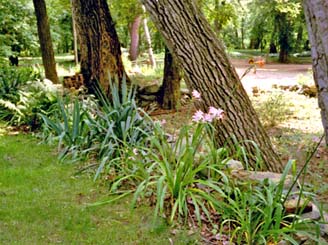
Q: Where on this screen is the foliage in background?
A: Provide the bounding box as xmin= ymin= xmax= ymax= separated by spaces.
xmin=0 ymin=64 xmax=57 ymax=127
xmin=0 ymin=0 xmax=39 ymax=56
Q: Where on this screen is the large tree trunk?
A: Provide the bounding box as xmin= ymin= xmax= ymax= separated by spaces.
xmin=142 ymin=0 xmax=282 ymax=172
xmin=72 ymin=0 xmax=129 ymax=96
xmin=159 ymin=47 xmax=181 ymax=110
xmin=129 ymin=15 xmax=142 ymax=65
xmin=32 ymin=0 xmax=59 ymax=84
xmin=303 ymin=0 xmax=328 ymax=145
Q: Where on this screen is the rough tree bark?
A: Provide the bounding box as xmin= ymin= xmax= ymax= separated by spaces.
xmin=142 ymin=0 xmax=283 ymax=172
xmin=32 ymin=0 xmax=59 ymax=84
xmin=159 ymin=47 xmax=181 ymax=110
xmin=129 ymin=15 xmax=142 ymax=64
xmin=303 ymin=0 xmax=328 ymax=145
xmin=72 ymin=0 xmax=129 ymax=96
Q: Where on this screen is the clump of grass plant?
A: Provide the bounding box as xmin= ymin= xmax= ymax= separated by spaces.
xmin=40 ymin=76 xmax=153 ymax=174
xmin=218 ymin=160 xmax=323 ymax=244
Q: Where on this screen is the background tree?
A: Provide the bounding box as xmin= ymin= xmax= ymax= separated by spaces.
xmin=142 ymin=0 xmax=283 ymax=172
xmin=72 ymin=0 xmax=129 ymax=96
xmin=129 ymin=15 xmax=142 ymax=65
xmin=32 ymin=0 xmax=59 ymax=84
xmin=158 ymin=47 xmax=181 ymax=110
xmin=303 ymin=0 xmax=328 ymax=145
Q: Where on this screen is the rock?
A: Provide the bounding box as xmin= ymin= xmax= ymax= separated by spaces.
xmin=320 ymin=212 xmax=328 ymax=235
xmin=301 ymin=203 xmax=321 ymax=220
xmin=289 ymin=85 xmax=300 ymax=92
xmin=139 ymin=94 xmax=157 ymax=101
xmin=300 ymin=85 xmax=317 ymax=97
xmin=231 ymin=170 xmax=294 ymax=189
xmin=226 ymin=159 xmax=244 ymax=171
xmin=180 ymin=88 xmax=191 ymax=95
xmin=138 ymin=80 xmax=161 ymax=94
xmin=284 ymin=198 xmax=312 ymax=214
xmin=252 ymin=86 xmax=260 ymax=96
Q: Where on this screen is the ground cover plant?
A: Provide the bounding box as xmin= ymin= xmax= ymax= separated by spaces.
xmin=1 ymin=53 xmax=328 ymax=244
xmin=0 ymin=128 xmax=198 ymax=244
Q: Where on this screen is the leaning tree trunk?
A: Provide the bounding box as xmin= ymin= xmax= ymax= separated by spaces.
xmin=303 ymin=0 xmax=328 ymax=145
xmin=142 ymin=0 xmax=283 ymax=172
xmin=32 ymin=0 xmax=59 ymax=84
xmin=72 ymin=0 xmax=129 ymax=96
xmin=159 ymin=47 xmax=181 ymax=110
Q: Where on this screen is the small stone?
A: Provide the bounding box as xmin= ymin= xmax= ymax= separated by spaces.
xmin=284 ymin=198 xmax=312 ymax=214
xmin=320 ymin=213 xmax=328 ymax=235
xmin=139 ymin=80 xmax=161 ymax=94
xmin=226 ymin=159 xmax=244 ymax=171
xmin=301 ymin=203 xmax=321 ymax=220
xmin=277 ymin=240 xmax=289 ymax=245
xmin=180 ymin=88 xmax=190 ymax=95
xmin=139 ymin=94 xmax=157 ymax=101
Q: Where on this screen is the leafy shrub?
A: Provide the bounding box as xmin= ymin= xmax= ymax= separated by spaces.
xmin=0 ymin=65 xmax=41 ymax=102
xmin=254 ymin=92 xmax=292 ymax=127
xmin=0 ymin=65 xmax=58 ymax=127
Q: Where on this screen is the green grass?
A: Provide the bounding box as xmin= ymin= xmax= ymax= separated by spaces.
xmin=0 ymin=132 xmax=198 ymax=244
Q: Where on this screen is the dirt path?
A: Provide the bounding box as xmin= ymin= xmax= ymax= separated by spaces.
xmin=231 ymin=59 xmax=313 ymax=92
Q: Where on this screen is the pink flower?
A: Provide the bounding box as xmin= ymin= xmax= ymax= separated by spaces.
xmin=192 ymin=90 xmax=201 ymax=100
xmin=208 ymin=107 xmax=224 ymax=120
xmin=192 ymin=110 xmax=204 ymax=122
xmin=203 ymin=113 xmax=214 ymax=122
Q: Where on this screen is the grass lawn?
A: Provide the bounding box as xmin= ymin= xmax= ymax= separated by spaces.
xmin=0 ymin=132 xmax=198 ymax=244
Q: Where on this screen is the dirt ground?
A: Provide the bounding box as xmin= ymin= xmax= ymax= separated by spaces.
xmin=232 ymin=58 xmax=313 ymax=92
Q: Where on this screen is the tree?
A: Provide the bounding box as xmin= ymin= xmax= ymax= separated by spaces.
xmin=158 ymin=47 xmax=181 ymax=110
xmin=33 ymin=0 xmax=59 ymax=84
xmin=142 ymin=0 xmax=283 ymax=172
xmin=142 ymin=5 xmax=156 ymax=68
xmin=72 ymin=0 xmax=129 ymax=96
xmin=129 ymin=15 xmax=142 ymax=65
xmin=303 ymin=0 xmax=328 ymax=145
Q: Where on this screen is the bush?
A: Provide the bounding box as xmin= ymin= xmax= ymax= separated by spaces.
xmin=0 ymin=65 xmax=58 ymax=128
xmin=254 ymin=92 xmax=292 ymax=127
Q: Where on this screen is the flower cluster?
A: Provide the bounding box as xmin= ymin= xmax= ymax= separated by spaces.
xmin=191 ymin=90 xmax=224 ymax=123
xmin=192 ymin=90 xmax=201 ymax=100
xmin=192 ymin=107 xmax=224 ymax=123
